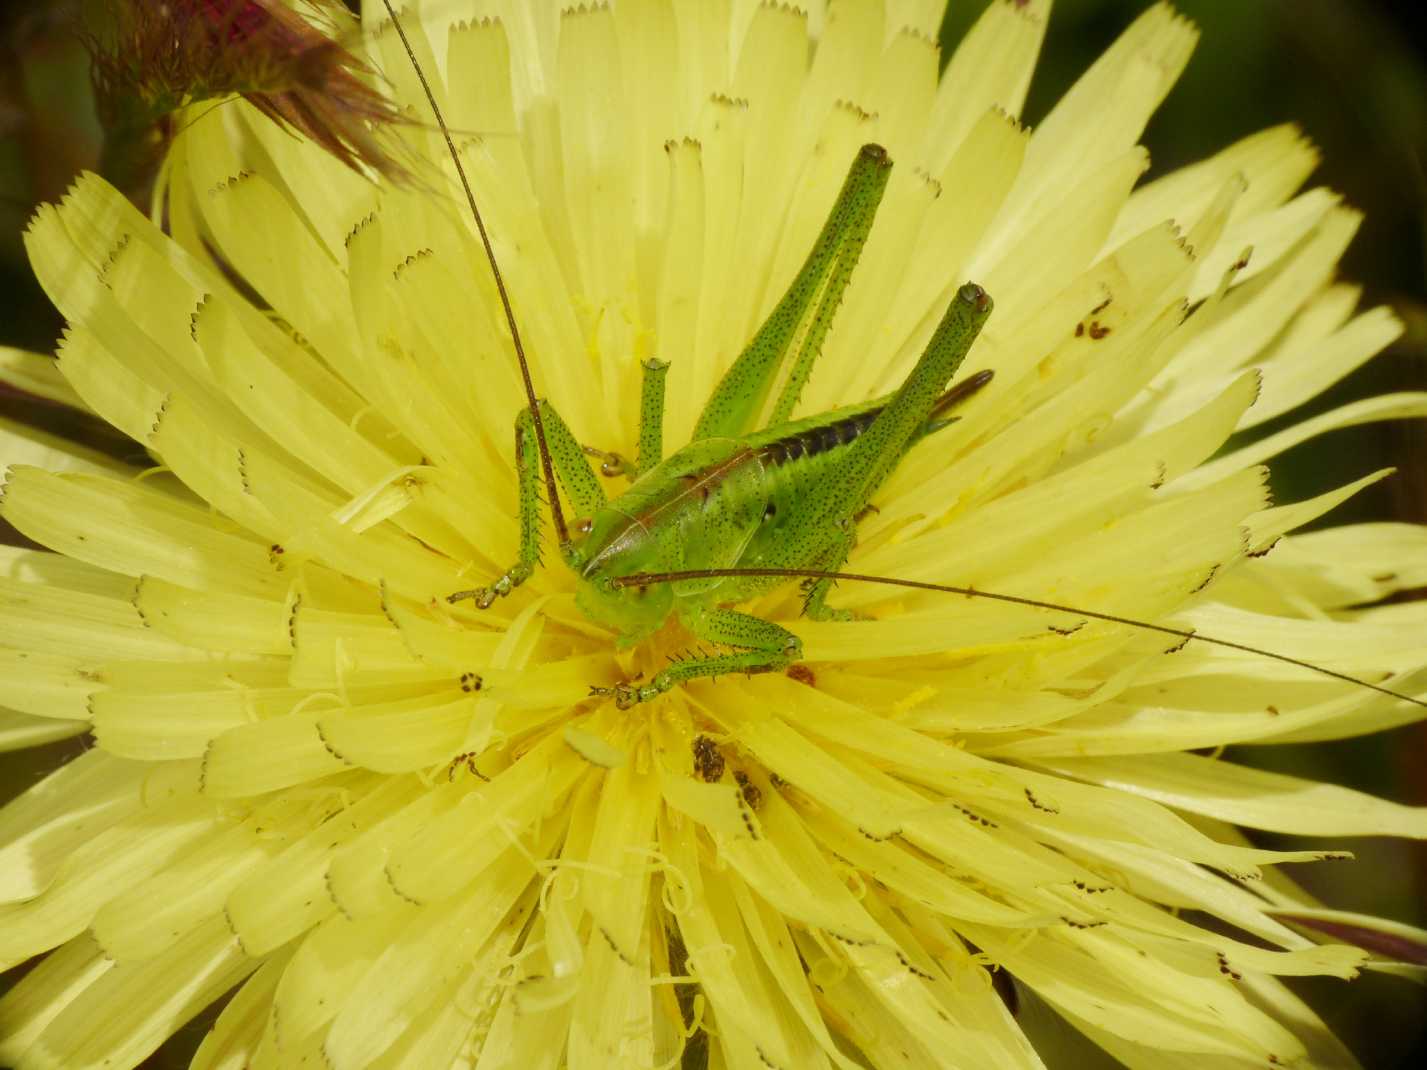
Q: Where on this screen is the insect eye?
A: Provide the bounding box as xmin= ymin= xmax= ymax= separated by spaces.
xmin=575 ymin=517 xmax=593 ymax=535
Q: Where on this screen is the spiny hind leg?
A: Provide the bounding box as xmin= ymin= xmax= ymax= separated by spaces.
xmin=449 ymin=401 xmax=604 ymax=609
xmin=591 ymin=606 xmax=802 ymax=709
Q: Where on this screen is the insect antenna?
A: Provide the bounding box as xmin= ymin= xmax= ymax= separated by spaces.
xmin=377 ymin=0 xmax=569 ymax=547
xmin=614 ymin=567 xmax=1427 ymax=710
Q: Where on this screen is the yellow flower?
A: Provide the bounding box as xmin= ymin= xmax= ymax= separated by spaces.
xmin=2 ymin=1 xmax=1426 ymax=1068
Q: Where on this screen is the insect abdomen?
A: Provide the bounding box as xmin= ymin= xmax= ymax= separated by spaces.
xmin=759 ymin=408 xmax=881 ymax=466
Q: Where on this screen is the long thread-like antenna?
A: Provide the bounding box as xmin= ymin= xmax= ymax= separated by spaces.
xmin=614 ymin=567 xmax=1427 ymax=709
xmin=377 ymin=0 xmax=569 ymax=546
xmin=373 ymin=5 xmax=1424 ymax=717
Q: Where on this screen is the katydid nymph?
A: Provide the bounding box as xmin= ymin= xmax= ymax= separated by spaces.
xmin=443 ymin=144 xmax=995 ymax=709
xmin=379 ymin=2 xmax=1427 ymax=718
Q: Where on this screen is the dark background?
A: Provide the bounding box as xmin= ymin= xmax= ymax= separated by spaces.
xmin=0 ymin=1 xmax=1424 ymax=1066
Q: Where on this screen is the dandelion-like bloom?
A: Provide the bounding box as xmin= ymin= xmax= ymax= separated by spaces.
xmin=3 ymin=1 xmax=1427 ymax=1067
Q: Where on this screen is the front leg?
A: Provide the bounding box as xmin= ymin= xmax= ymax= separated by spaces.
xmin=576 ymin=358 xmax=670 ymax=480
xmin=591 ymin=604 xmax=803 ymax=709
xmin=448 ymin=407 xmax=544 ymax=608
xmin=449 ymin=401 xmax=605 ymax=609
xmin=637 ymin=357 xmax=670 ymax=475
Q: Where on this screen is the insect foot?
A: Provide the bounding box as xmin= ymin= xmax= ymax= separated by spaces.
xmin=447 ymin=562 xmax=534 ymax=609
xmin=589 ymin=679 xmax=666 ymax=710
xmin=581 ymin=444 xmax=631 ymax=478
xmin=803 ymin=600 xmax=868 ymax=623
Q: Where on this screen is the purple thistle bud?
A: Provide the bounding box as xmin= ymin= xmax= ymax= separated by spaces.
xmin=86 ymin=0 xmax=408 ymax=182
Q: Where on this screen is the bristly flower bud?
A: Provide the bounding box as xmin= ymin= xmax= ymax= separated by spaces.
xmin=85 ymin=0 xmax=408 ymax=181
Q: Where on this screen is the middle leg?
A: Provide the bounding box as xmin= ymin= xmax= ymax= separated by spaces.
xmin=591 ymin=604 xmax=803 ymax=709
